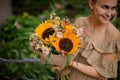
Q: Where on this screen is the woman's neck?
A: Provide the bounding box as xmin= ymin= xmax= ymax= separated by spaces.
xmin=87 ymin=15 xmax=108 ymax=29
xmin=84 ymin=15 xmax=110 ymax=41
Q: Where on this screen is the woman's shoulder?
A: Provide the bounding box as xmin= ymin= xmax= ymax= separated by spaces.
xmin=75 ymin=16 xmax=87 ymax=22
xmin=74 ymin=16 xmax=88 ymax=27
xmin=107 ymin=22 xmax=120 ymax=40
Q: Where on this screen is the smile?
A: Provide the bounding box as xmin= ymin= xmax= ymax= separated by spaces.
xmin=101 ymin=15 xmax=111 ymax=21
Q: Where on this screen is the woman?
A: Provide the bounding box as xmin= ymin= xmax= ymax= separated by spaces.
xmin=51 ymin=0 xmax=120 ymax=80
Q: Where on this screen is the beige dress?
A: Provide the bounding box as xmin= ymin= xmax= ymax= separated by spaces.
xmin=54 ymin=20 xmax=120 ymax=80
xmin=68 ymin=36 xmax=120 ymax=80
xmin=65 ymin=17 xmax=120 ymax=80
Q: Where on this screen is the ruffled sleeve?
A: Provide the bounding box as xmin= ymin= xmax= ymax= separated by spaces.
xmin=80 ymin=37 xmax=120 ymax=78
xmin=117 ymin=41 xmax=120 ymax=60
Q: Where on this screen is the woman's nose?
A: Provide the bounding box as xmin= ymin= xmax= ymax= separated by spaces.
xmin=106 ymin=9 xmax=112 ymax=17
xmin=106 ymin=9 xmax=115 ymax=17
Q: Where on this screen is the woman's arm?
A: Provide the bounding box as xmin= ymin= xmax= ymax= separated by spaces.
xmin=70 ymin=61 xmax=105 ymax=80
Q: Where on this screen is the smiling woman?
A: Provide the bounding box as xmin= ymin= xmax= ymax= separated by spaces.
xmin=88 ymin=0 xmax=117 ymax=24
xmin=50 ymin=0 xmax=120 ymax=80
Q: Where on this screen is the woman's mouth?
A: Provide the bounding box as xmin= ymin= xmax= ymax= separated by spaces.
xmin=101 ymin=15 xmax=111 ymax=21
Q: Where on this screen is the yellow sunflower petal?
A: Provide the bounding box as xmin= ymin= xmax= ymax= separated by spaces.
xmin=49 ymin=35 xmax=60 ymax=52
xmin=35 ymin=20 xmax=55 ymax=44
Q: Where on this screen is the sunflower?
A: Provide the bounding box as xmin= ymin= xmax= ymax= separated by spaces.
xmin=49 ymin=31 xmax=80 ymax=55
xmin=35 ymin=20 xmax=55 ymax=42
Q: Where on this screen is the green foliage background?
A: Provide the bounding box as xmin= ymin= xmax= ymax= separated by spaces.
xmin=0 ymin=13 xmax=56 ymax=80
xmin=0 ymin=0 xmax=120 ymax=80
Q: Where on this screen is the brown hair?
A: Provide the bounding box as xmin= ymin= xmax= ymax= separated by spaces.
xmin=88 ymin=0 xmax=97 ymax=9
xmin=91 ymin=0 xmax=118 ymax=4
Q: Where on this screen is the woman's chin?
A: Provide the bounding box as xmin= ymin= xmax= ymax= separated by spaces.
xmin=100 ymin=18 xmax=110 ymax=24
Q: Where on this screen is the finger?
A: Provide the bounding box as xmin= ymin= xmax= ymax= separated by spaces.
xmin=51 ymin=66 xmax=59 ymax=70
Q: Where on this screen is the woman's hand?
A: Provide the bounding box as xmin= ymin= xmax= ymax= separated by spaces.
xmin=51 ymin=65 xmax=62 ymax=71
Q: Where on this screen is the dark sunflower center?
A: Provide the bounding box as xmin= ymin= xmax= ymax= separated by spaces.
xmin=59 ymin=38 xmax=73 ymax=52
xmin=42 ymin=28 xmax=55 ymax=39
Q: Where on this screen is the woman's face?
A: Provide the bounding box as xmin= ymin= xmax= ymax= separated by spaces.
xmin=91 ymin=0 xmax=117 ymax=24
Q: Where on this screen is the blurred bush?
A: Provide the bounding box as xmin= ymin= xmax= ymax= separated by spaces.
xmin=11 ymin=0 xmax=89 ymax=18
xmin=112 ymin=18 xmax=120 ymax=30
xmin=11 ymin=0 xmax=52 ymax=15
xmin=0 ymin=12 xmax=55 ymax=80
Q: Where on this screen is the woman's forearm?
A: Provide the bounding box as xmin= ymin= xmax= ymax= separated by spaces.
xmin=70 ymin=61 xmax=105 ymax=80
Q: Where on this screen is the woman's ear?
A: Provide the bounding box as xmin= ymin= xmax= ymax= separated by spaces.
xmin=88 ymin=0 xmax=94 ymax=10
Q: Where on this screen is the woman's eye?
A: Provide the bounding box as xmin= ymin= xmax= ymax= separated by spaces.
xmin=111 ymin=7 xmax=116 ymax=10
xmin=101 ymin=5 xmax=108 ymax=9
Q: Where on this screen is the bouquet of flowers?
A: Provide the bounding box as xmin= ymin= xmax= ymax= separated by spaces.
xmin=29 ymin=12 xmax=83 ymax=69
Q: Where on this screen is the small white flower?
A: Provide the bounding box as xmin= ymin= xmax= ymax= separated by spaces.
xmin=76 ymin=27 xmax=87 ymax=38
xmin=41 ymin=45 xmax=50 ymax=55
xmin=55 ymin=16 xmax=60 ymax=20
xmin=56 ymin=32 xmax=63 ymax=38
xmin=53 ymin=24 xmax=59 ymax=29
xmin=35 ymin=43 xmax=41 ymax=50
